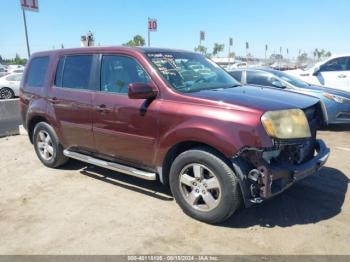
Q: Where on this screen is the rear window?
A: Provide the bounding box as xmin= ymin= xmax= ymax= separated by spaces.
xmin=55 ymin=55 xmax=93 ymax=89
xmin=229 ymin=71 xmax=242 ymax=82
xmin=26 ymin=56 xmax=49 ymax=87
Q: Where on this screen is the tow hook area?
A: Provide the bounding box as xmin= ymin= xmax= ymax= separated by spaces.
xmin=239 ymin=139 xmax=330 ymax=205
xmin=247 ymin=167 xmax=270 ymax=204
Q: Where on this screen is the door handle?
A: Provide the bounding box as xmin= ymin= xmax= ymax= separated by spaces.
xmin=95 ymin=104 xmax=111 ymax=113
xmin=338 ymin=74 xmax=347 ymax=78
xmin=48 ymin=97 xmax=59 ymax=104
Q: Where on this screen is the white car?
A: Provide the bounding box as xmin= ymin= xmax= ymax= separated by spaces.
xmin=286 ymin=54 xmax=350 ymax=92
xmin=0 ymin=73 xmax=23 ymax=99
xmin=0 ymin=67 xmax=9 ymax=77
xmin=226 ymin=62 xmax=247 ymax=70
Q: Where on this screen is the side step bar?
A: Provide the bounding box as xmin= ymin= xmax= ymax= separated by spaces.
xmin=63 ymin=150 xmax=157 ymax=181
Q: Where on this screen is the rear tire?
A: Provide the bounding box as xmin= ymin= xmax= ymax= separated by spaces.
xmin=33 ymin=122 xmax=68 ymax=168
xmin=169 ymin=147 xmax=242 ymax=224
xmin=0 ymin=87 xmax=15 ymax=99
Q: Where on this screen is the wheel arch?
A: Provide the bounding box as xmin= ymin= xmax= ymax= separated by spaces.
xmin=27 ymin=115 xmax=51 ymax=143
xmin=160 ymin=140 xmax=230 ymax=185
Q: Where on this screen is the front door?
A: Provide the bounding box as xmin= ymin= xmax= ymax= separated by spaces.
xmin=316 ymin=56 xmax=350 ymax=91
xmin=47 ymin=54 xmax=95 ymax=150
xmin=92 ymin=54 xmax=159 ymax=166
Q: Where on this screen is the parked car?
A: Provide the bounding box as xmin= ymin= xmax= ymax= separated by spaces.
xmin=0 ymin=67 xmax=9 ymax=77
xmin=229 ymin=68 xmax=350 ymax=124
xmin=226 ymin=62 xmax=247 ymax=70
xmin=228 ymin=68 xmax=350 ymax=124
xmin=0 ymin=73 xmax=23 ymax=99
xmin=286 ymin=54 xmax=350 ymax=92
xmin=20 ymin=47 xmax=329 ymax=224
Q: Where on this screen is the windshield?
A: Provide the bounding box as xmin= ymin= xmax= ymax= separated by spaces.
xmin=146 ymin=51 xmax=240 ymax=93
xmin=271 ymin=70 xmax=310 ymax=88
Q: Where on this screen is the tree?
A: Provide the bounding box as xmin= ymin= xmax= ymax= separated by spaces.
xmin=123 ymin=35 xmax=146 ymax=47
xmin=194 ymin=45 xmax=207 ymax=55
xmin=213 ymin=43 xmax=224 ymax=57
xmin=313 ymin=48 xmax=332 ymax=61
xmin=297 ymin=52 xmax=309 ymax=64
xmin=10 ymin=54 xmax=26 ymax=65
xmin=0 ymin=55 xmax=3 ymax=63
xmin=228 ymin=52 xmax=235 ymax=58
xmin=325 ymin=51 xmax=332 ymax=58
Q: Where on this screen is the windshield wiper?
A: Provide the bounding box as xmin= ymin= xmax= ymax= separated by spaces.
xmin=212 ymin=84 xmax=241 ymax=90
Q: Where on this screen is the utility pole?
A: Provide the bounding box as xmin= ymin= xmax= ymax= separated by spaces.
xmin=228 ymin=37 xmax=233 ymax=65
xmin=20 ymin=0 xmax=40 ymax=58
xmin=246 ymin=42 xmax=249 ymax=66
xmin=147 ymin=17 xmax=151 ymax=47
xmin=22 ymin=8 xmax=31 ymax=58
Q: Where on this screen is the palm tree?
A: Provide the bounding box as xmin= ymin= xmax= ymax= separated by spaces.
xmin=194 ymin=45 xmax=207 ymax=55
xmin=213 ymin=43 xmax=225 ymax=57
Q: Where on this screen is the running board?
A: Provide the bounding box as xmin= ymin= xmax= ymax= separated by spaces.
xmin=63 ymin=150 xmax=156 ymax=181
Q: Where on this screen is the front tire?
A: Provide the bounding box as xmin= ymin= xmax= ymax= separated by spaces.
xmin=33 ymin=122 xmax=68 ymax=168
xmin=169 ymin=147 xmax=242 ymax=224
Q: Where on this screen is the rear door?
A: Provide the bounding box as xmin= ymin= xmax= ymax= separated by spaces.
xmin=317 ymin=56 xmax=350 ymax=91
xmin=47 ymin=54 xmax=95 ymax=150
xmin=92 ymin=54 xmax=159 ymax=166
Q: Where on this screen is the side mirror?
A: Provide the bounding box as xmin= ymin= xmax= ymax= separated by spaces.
xmin=271 ymin=79 xmax=286 ymax=88
xmin=313 ymin=66 xmax=320 ymax=76
xmin=128 ymin=82 xmax=158 ymax=99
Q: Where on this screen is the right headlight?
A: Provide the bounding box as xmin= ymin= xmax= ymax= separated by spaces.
xmin=261 ymin=109 xmax=311 ymax=139
xmin=323 ymin=93 xmax=350 ymax=104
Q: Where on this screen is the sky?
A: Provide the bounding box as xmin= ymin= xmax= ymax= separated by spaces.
xmin=1 ymin=0 xmax=349 ymax=59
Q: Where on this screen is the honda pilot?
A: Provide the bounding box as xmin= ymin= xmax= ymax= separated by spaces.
xmin=20 ymin=47 xmax=330 ymax=224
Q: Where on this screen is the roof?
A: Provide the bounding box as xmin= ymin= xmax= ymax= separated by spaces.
xmin=30 ymin=46 xmax=195 ymax=58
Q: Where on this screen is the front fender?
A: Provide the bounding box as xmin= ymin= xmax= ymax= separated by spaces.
xmin=155 ymin=119 xmax=270 ymax=166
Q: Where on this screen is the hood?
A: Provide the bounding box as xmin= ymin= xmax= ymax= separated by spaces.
xmin=188 ymin=85 xmax=320 ymax=112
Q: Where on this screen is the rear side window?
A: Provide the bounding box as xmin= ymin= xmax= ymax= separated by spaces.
xmin=55 ymin=55 xmax=93 ymax=89
xmin=26 ymin=56 xmax=49 ymax=87
xmin=229 ymin=71 xmax=242 ymax=82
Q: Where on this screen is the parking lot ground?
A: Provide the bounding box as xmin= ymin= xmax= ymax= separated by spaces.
xmin=0 ymin=128 xmax=349 ymax=255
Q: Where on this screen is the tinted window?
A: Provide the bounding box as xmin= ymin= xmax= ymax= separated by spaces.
xmin=57 ymin=55 xmax=93 ymax=89
xmin=101 ymin=55 xmax=150 ymax=94
xmin=229 ymin=71 xmax=242 ymax=82
xmin=320 ymin=57 xmax=350 ymax=72
xmin=26 ymin=56 xmax=49 ymax=87
xmin=246 ymin=71 xmax=275 ymax=87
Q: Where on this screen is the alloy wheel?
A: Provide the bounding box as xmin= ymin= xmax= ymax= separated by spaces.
xmin=37 ymin=130 xmax=54 ymax=161
xmin=178 ymin=163 xmax=221 ymax=212
xmin=0 ymin=88 xmax=13 ymax=99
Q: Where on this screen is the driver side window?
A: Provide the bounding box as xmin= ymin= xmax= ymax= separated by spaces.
xmin=320 ymin=57 xmax=350 ymax=72
xmin=100 ymin=55 xmax=150 ymax=94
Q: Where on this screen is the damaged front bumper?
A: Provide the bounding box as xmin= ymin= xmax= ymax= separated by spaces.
xmin=232 ymin=139 xmax=330 ymax=205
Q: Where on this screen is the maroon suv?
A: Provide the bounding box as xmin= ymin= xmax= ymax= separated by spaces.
xmin=20 ymin=47 xmax=330 ymax=223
